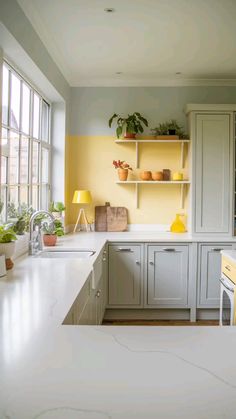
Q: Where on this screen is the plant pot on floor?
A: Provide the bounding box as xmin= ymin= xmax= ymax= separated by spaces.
xmin=118 ymin=168 xmax=128 ymax=181
xmin=0 ymin=242 xmax=16 ymax=270
xmin=43 ymin=234 xmax=57 ymax=246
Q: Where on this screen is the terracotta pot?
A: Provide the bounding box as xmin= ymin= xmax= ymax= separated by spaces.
xmin=43 ymin=234 xmax=57 ymax=246
xmin=0 ymin=242 xmax=16 ymax=270
xmin=124 ymin=132 xmax=136 ymax=139
xmin=140 ymin=171 xmax=152 ymax=181
xmin=118 ymin=168 xmax=128 ymax=181
xmin=152 ymin=171 xmax=164 ymax=181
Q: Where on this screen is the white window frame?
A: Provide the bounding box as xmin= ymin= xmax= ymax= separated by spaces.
xmin=1 ymin=60 xmax=51 ymax=221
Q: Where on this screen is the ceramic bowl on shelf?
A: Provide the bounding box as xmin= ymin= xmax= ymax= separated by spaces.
xmin=140 ymin=171 xmax=152 ymax=181
xmin=152 ymin=171 xmax=164 ymax=181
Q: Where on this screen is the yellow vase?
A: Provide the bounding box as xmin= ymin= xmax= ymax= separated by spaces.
xmin=170 ymin=214 xmax=186 ymax=233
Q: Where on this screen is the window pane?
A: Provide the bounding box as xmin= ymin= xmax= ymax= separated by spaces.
xmin=10 ymin=73 xmax=21 ymax=130
xmin=9 ymin=187 xmax=18 ymax=206
xmin=32 ymin=141 xmax=39 ymax=183
xmin=0 ymin=187 xmax=7 ymax=222
xmin=1 ymin=128 xmax=8 ymax=155
xmin=9 ymin=132 xmax=19 ymax=184
xmin=21 ymin=83 xmax=30 ymax=134
xmin=20 ymin=136 xmax=29 ymax=183
xmin=41 ymin=184 xmax=49 ymax=210
xmin=1 ymin=156 xmax=7 ymax=184
xmin=32 ymin=185 xmax=38 ymax=210
xmin=33 ymin=93 xmax=40 ymax=139
xmin=42 ymin=148 xmax=49 ymax=183
xmin=20 ymin=186 xmax=28 ymax=206
xmin=42 ymin=101 xmax=49 ymax=142
xmin=2 ymin=65 xmax=9 ymax=125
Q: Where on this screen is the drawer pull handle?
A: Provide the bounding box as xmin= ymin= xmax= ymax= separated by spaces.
xmin=211 ymin=248 xmax=223 ymax=252
xmin=117 ymin=248 xmax=132 ymax=252
xmin=225 ymin=265 xmax=231 ymax=271
xmin=163 ymin=248 xmax=176 ymax=252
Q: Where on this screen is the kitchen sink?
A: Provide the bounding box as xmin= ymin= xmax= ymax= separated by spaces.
xmin=38 ymin=249 xmax=96 ymax=259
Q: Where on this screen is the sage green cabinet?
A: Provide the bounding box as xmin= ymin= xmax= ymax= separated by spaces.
xmin=147 ymin=245 xmax=189 ymax=307
xmin=108 ymin=244 xmax=142 ymax=307
xmin=194 ymin=113 xmax=232 ymax=234
xmin=198 ymin=243 xmax=232 ymax=308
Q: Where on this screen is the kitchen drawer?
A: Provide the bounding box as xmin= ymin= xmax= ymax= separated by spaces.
xmin=222 ymin=256 xmax=236 ymax=285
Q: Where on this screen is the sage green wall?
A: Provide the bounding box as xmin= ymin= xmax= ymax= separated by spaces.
xmin=70 ymin=86 xmax=236 ymax=135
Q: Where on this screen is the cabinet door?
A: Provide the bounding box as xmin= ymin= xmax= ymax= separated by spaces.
xmin=147 ymin=245 xmax=189 ymax=306
xmin=108 ymin=245 xmax=142 ymax=306
xmin=195 ymin=113 xmax=231 ymax=233
xmin=199 ymin=244 xmax=232 ymax=307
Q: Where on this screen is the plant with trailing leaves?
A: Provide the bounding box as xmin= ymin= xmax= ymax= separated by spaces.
xmin=112 ymin=160 xmax=133 ymax=170
xmin=0 ymin=225 xmax=17 ymax=243
xmin=151 ymin=119 xmax=187 ymax=138
xmin=109 ymin=112 xmax=148 ymax=138
xmin=7 ymin=203 xmax=34 ymax=234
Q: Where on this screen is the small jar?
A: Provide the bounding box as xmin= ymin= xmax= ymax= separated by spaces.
xmin=140 ymin=171 xmax=152 ymax=181
xmin=173 ymin=172 xmax=183 ymax=181
xmin=152 ymin=171 xmax=163 ymax=181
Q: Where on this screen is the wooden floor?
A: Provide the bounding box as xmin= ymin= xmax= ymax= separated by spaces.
xmin=102 ymin=319 xmax=219 ymax=326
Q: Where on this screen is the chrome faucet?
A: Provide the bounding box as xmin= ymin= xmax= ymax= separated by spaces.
xmin=29 ymin=210 xmax=55 ymax=255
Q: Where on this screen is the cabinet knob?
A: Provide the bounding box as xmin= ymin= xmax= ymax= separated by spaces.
xmin=135 ymin=260 xmax=140 ymax=265
xmin=149 ymin=261 xmax=154 ymax=265
xmin=103 ymin=250 xmax=107 ymax=254
xmin=103 ymin=257 xmax=106 ymax=261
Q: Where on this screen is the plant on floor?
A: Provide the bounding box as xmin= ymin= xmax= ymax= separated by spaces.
xmin=109 ymin=112 xmax=148 ymax=139
xmin=151 ymin=119 xmax=187 ymax=138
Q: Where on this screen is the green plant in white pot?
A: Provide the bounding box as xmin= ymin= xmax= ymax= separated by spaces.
xmin=0 ymin=225 xmax=17 ymax=270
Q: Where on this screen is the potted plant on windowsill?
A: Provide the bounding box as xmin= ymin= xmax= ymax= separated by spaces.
xmin=49 ymin=201 xmax=66 ymax=220
xmin=0 ymin=225 xmax=17 ymax=270
xmin=42 ymin=219 xmax=64 ymax=247
xmin=109 ymin=112 xmax=148 ymax=139
xmin=113 ymin=160 xmax=133 ymax=181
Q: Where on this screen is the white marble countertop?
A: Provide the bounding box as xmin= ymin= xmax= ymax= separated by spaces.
xmin=1 ymin=232 xmax=236 ymax=418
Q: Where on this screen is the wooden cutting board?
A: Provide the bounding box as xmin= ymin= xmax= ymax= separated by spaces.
xmin=95 ymin=204 xmax=128 ymax=232
xmin=107 ymin=206 xmax=128 ymax=232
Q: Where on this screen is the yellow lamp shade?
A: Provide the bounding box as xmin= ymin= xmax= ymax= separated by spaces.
xmin=72 ymin=190 xmax=92 ymax=204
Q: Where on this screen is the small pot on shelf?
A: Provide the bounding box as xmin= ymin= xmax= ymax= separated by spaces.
xmin=140 ymin=171 xmax=152 ymax=181
xmin=118 ymin=168 xmax=129 ymax=181
xmin=152 ymin=171 xmax=164 ymax=181
xmin=43 ymin=234 xmax=57 ymax=247
xmin=124 ymin=132 xmax=136 ymax=139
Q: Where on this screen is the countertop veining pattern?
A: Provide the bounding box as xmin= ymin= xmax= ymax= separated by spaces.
xmin=1 ymin=232 xmax=236 ymax=418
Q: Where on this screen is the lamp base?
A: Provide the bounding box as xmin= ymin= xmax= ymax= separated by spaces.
xmin=73 ymin=208 xmax=90 ymax=233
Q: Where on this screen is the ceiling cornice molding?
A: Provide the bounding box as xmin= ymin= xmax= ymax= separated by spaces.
xmin=71 ymin=78 xmax=236 ymax=87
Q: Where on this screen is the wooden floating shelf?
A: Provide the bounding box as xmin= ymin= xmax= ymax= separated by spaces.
xmin=116 ymin=180 xmax=190 ymax=209
xmin=115 ymin=139 xmax=190 ymax=143
xmin=116 ymin=180 xmax=190 ymax=184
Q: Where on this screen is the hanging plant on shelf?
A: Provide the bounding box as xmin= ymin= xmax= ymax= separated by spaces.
xmin=113 ymin=160 xmax=133 ymax=181
xmin=109 ymin=112 xmax=148 ymax=139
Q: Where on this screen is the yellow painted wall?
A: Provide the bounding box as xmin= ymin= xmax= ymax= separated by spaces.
xmin=65 ymin=135 xmax=189 ymax=226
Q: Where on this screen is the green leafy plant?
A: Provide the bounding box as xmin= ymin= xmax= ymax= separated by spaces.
xmin=151 ymin=119 xmax=187 ymax=138
xmin=0 ymin=225 xmax=17 ymax=243
xmin=42 ymin=219 xmax=64 ymax=237
xmin=7 ymin=203 xmax=34 ymax=234
xmin=109 ymin=112 xmax=148 ymax=138
xmin=49 ymin=201 xmax=66 ymax=213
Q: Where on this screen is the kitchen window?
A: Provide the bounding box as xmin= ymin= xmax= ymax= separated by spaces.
xmin=1 ymin=61 xmax=51 ymax=221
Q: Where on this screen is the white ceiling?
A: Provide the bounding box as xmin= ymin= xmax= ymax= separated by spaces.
xmin=17 ymin=0 xmax=236 ymax=86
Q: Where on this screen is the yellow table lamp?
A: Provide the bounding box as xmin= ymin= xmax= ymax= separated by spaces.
xmin=72 ymin=190 xmax=92 ymax=233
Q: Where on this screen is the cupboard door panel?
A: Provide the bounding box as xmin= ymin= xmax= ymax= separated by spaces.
xmin=148 ymin=245 xmax=189 ymax=306
xmin=195 ymin=114 xmax=230 ymax=233
xmin=108 ymin=245 xmax=141 ymax=306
